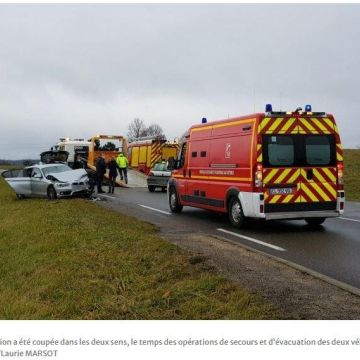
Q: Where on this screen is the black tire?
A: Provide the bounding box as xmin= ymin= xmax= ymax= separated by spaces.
xmin=169 ymin=187 xmax=183 ymax=213
xmin=305 ymin=217 xmax=326 ymax=226
xmin=148 ymin=185 xmax=155 ymax=192
xmin=16 ymin=194 xmax=24 ymax=200
xmin=47 ymin=186 xmax=57 ymax=200
xmin=228 ymin=196 xmax=246 ymax=228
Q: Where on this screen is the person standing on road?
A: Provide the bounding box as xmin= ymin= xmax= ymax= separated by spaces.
xmin=96 ymin=153 xmax=106 ymax=193
xmin=72 ymin=154 xmax=84 ymax=169
xmin=116 ymin=152 xmax=129 ymax=184
xmin=107 ymin=156 xmax=119 ymax=194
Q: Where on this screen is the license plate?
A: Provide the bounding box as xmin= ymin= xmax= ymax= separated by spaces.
xmin=269 ymin=187 xmax=294 ymax=195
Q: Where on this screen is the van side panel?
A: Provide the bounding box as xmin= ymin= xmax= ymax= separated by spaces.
xmin=181 ymin=117 xmax=258 ymax=212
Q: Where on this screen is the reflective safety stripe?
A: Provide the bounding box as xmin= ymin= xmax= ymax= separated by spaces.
xmin=257 ymin=144 xmax=262 ymax=162
xmin=301 ymin=183 xmax=319 ymax=202
xmin=263 ymin=169 xmax=279 ymax=184
xmin=258 ymin=116 xmax=336 ymax=135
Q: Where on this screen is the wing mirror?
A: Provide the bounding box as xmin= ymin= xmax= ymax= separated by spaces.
xmin=167 ymin=157 xmax=179 ymax=170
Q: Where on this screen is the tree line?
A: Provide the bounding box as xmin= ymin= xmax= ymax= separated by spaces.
xmin=127 ymin=118 xmax=165 ymax=142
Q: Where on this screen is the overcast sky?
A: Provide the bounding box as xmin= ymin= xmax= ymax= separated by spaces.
xmin=1 ymin=4 xmax=360 ymax=159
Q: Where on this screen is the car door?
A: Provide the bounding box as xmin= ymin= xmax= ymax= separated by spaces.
xmin=30 ymin=168 xmax=48 ymax=197
xmin=1 ymin=168 xmax=32 ymax=196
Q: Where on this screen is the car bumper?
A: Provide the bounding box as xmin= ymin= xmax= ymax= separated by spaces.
xmin=56 ymin=185 xmax=92 ymax=198
xmin=147 ymin=177 xmax=170 ymax=187
xmin=239 ymin=191 xmax=345 ymax=220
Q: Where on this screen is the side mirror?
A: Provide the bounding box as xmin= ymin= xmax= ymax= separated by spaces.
xmin=167 ymin=157 xmax=177 ymax=170
xmin=33 ymin=173 xmax=42 ymax=179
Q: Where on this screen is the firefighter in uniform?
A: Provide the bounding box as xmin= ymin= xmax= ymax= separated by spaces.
xmin=116 ymin=152 xmax=129 ymax=184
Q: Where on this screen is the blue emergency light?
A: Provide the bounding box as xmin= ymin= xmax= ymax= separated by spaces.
xmin=202 ymin=117 xmax=207 ymax=124
xmin=305 ymin=104 xmax=312 ymax=112
xmin=265 ymin=104 xmax=272 ymax=113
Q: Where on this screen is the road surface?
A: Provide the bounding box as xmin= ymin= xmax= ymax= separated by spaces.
xmin=99 ymin=186 xmax=360 ymax=291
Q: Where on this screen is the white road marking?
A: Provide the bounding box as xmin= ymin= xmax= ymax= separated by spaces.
xmin=339 ymin=217 xmax=360 ymax=223
xmin=217 ymin=228 xmax=286 ymax=252
xmin=139 ymin=204 xmax=171 ymax=215
xmin=98 ymin=194 xmax=114 ymax=199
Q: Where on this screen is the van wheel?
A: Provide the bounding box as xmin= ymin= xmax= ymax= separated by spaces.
xmin=16 ymin=194 xmax=24 ymax=200
xmin=169 ymin=187 xmax=183 ymax=213
xmin=47 ymin=186 xmax=57 ymax=200
xmin=148 ymin=185 xmax=155 ymax=192
xmin=228 ymin=197 xmax=245 ymax=228
xmin=305 ymin=217 xmax=326 ymax=227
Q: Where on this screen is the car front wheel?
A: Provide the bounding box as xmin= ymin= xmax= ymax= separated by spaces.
xmin=47 ymin=186 xmax=57 ymax=200
xmin=169 ymin=187 xmax=183 ymax=213
xmin=148 ymin=185 xmax=155 ymax=192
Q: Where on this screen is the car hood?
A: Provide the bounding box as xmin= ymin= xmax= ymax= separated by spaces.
xmin=48 ymin=169 xmax=88 ymax=183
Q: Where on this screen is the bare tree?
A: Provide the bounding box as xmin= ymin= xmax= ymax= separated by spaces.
xmin=146 ymin=124 xmax=165 ymax=139
xmin=127 ymin=119 xmax=166 ymax=141
xmin=127 ymin=118 xmax=147 ymax=142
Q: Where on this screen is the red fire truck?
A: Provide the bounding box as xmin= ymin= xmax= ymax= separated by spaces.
xmin=168 ymin=105 xmax=345 ymax=228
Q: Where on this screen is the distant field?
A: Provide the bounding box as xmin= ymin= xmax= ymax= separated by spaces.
xmin=344 ymin=149 xmax=360 ymax=202
xmin=0 ymin=164 xmax=22 ymax=170
xmin=0 ymin=178 xmax=277 ymax=320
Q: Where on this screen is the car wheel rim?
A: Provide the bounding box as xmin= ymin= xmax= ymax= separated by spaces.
xmin=231 ymin=201 xmax=241 ymax=223
xmin=170 ymin=192 xmax=177 ymax=208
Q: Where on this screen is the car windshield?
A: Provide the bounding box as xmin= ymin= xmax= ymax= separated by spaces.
xmin=153 ymin=163 xmax=168 ymax=171
xmin=42 ymin=165 xmax=72 ymax=176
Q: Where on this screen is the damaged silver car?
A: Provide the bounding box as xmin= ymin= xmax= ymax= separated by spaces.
xmin=2 ymin=164 xmax=92 ymax=200
xmin=1 ymin=150 xmax=92 ymax=200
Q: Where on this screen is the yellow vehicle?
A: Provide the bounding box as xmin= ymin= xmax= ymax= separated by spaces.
xmin=87 ymin=135 xmax=128 ymax=187
xmin=128 ymin=138 xmax=179 ymax=174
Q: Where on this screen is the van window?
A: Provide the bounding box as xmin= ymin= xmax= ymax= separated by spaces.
xmin=263 ymin=135 xmax=336 ymax=167
xmin=179 ymin=142 xmax=187 ymax=168
xmin=305 ymin=136 xmax=331 ymax=165
xmin=267 ymin=136 xmax=294 ymax=166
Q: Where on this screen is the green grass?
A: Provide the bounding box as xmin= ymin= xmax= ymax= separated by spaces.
xmin=344 ymin=149 xmax=360 ymax=201
xmin=0 ymin=178 xmax=277 ymax=319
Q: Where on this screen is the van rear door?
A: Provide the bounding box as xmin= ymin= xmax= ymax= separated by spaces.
xmin=262 ymin=135 xmax=302 ymax=206
xmin=262 ymin=134 xmax=337 ymax=210
xmin=300 ymin=135 xmax=337 ymax=207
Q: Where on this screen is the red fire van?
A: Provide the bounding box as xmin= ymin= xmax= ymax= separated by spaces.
xmin=167 ymin=105 xmax=345 ymax=228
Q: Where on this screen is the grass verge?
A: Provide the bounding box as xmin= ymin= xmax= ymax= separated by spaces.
xmin=0 ymin=178 xmax=278 ymax=319
xmin=344 ymin=149 xmax=360 ymax=201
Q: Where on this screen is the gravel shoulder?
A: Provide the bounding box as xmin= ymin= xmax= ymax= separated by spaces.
xmin=163 ymin=231 xmax=360 ymax=319
xmin=101 ymin=198 xmax=360 ymax=319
